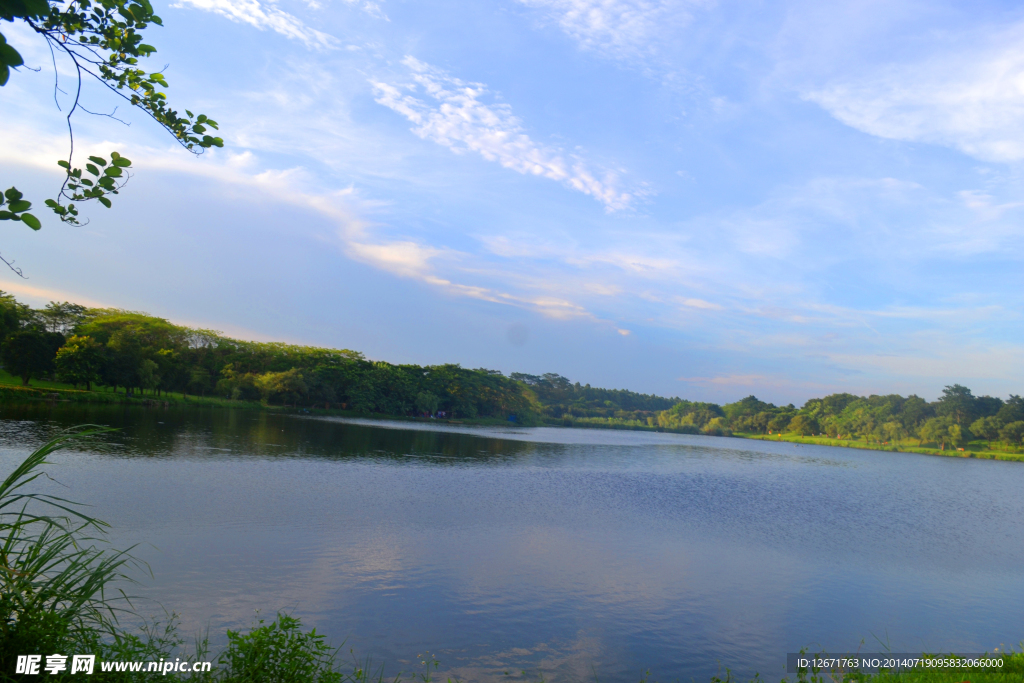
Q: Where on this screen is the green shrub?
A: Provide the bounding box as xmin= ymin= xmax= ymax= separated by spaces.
xmin=215 ymin=613 xmax=341 ymax=683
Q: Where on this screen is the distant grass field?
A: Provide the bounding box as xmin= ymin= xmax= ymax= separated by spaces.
xmin=0 ymin=368 xmax=262 ymax=409
xmin=0 ymin=368 xmax=78 ymax=391
xmin=736 ymin=431 xmax=1024 ymax=462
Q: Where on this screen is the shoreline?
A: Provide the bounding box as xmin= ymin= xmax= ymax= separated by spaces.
xmin=3 ymin=383 xmax=1023 ymax=462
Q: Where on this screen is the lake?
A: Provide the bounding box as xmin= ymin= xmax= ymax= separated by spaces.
xmin=1 ymin=403 xmax=1022 ymax=682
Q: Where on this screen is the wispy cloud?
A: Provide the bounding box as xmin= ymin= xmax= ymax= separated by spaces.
xmin=805 ymin=22 xmax=1024 ymax=163
xmin=517 ymin=0 xmax=706 ymax=65
xmin=679 ymin=297 xmax=721 ymax=310
xmin=371 ymin=57 xmax=639 ymax=211
xmin=172 ymin=0 xmax=338 ymax=50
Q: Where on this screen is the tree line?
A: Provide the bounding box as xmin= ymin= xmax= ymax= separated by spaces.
xmin=1 ymin=291 xmax=1022 ymax=448
xmin=653 ymin=387 xmax=1024 ymax=449
xmin=0 ymin=293 xmax=536 ymax=420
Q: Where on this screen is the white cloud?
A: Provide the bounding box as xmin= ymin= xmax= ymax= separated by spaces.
xmin=172 ymin=0 xmax=338 ymax=50
xmin=351 ymin=0 xmax=387 ymax=20
xmin=371 ymin=57 xmax=637 ymax=211
xmin=344 ymin=240 xmax=444 ymax=278
xmin=805 ymin=23 xmax=1024 ymax=162
xmin=679 ymin=297 xmax=721 ymax=310
xmin=517 ymin=0 xmax=705 ymax=64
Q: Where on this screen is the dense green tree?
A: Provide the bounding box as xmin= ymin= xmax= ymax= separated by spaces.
xmin=54 ymin=334 xmax=102 ymax=390
xmin=900 ymin=395 xmax=934 ymax=432
xmin=767 ymin=410 xmax=795 ymax=433
xmin=920 ymin=416 xmax=964 ymax=449
xmin=787 ymin=415 xmax=819 ymax=436
xmin=658 ymin=400 xmax=725 ymax=431
xmin=187 ymin=368 xmax=212 ymax=397
xmin=138 ymin=358 xmax=159 ymax=393
xmin=936 ymin=384 xmax=976 ymax=426
xmin=1 ymin=328 xmax=63 ymax=384
xmin=0 ymin=290 xmax=30 ymax=338
xmin=100 ymin=328 xmax=147 ymax=393
xmin=974 ymin=395 xmax=1004 ymax=418
xmin=801 ymin=393 xmax=859 ymax=419
xmin=256 ymin=369 xmax=307 ymax=406
xmin=415 ymin=391 xmax=440 ymax=415
xmin=997 ymin=395 xmax=1024 ymax=424
xmin=722 ymin=395 xmax=776 ymax=421
xmin=37 ymin=301 xmax=87 ymax=334
xmin=217 ymin=364 xmax=260 ymax=401
xmin=999 ymin=421 xmax=1024 ymax=446
xmin=513 ymin=371 xmax=677 ymax=420
xmin=969 ymin=416 xmax=1003 ymax=446
xmin=881 ymin=421 xmax=906 ymax=443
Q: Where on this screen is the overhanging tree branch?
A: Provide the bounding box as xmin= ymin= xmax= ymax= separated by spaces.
xmin=1 ymin=0 xmax=224 ymax=247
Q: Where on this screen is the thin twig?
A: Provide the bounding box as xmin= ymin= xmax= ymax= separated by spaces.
xmin=0 ymin=253 xmax=27 ymax=278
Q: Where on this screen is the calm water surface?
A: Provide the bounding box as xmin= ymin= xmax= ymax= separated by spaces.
xmin=1 ymin=404 xmax=1022 ymax=682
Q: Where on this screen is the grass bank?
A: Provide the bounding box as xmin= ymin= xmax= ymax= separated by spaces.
xmin=0 ymin=369 xmax=262 ymax=409
xmin=735 ymin=431 xmax=1024 ymax=462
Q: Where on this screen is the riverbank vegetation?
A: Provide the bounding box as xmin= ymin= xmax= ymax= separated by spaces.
xmin=3 ymin=433 xmax=1021 ymax=682
xmin=1 ymin=292 xmax=1023 ymax=459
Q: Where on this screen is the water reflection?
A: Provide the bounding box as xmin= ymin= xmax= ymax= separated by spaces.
xmin=0 ymin=403 xmax=1022 ymax=682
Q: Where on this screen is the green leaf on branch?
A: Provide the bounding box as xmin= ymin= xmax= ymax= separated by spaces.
xmin=98 ymin=197 xmax=112 ymax=208
xmin=0 ymin=41 xmax=25 ymax=68
xmin=86 ymin=163 xmax=100 ymax=176
xmin=0 ymin=187 xmax=41 ymax=227
xmin=88 ymin=155 xmax=107 ymax=166
xmin=112 ymin=157 xmax=132 ymax=167
xmin=21 ymin=213 xmax=41 ymax=230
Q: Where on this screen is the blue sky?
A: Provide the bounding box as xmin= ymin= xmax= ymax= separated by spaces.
xmin=3 ymin=0 xmax=1024 ymax=404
